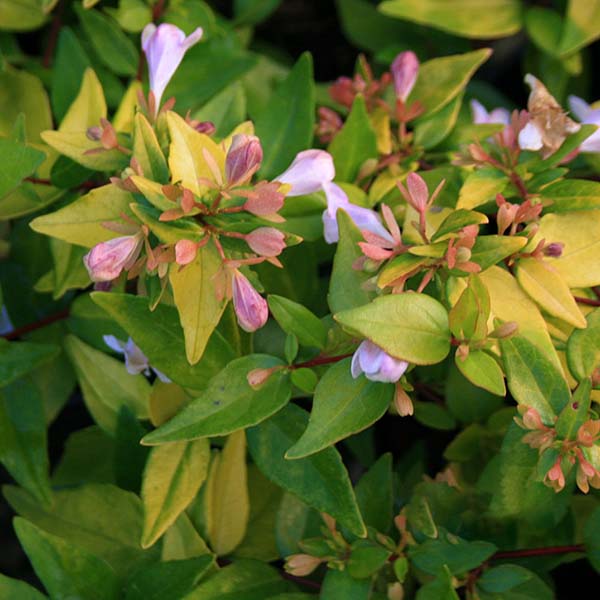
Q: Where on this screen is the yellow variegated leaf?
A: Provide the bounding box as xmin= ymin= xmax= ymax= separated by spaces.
xmin=169 ymin=241 xmax=226 ymax=364
xmin=129 ymin=176 xmax=172 ymax=211
xmin=368 ymin=171 xmax=398 ymax=204
xmin=370 ymin=108 xmax=392 ymax=155
xmin=59 ymin=68 xmax=106 ymax=132
xmin=536 ymin=211 xmax=600 ymax=288
xmin=167 ymin=111 xmax=225 ymax=196
xmin=516 ymin=258 xmax=586 ymax=329
xmin=402 ymin=204 xmax=452 ymax=244
xmin=204 ymin=431 xmax=249 ymax=556
xmin=113 ymin=80 xmax=142 ymax=134
xmin=149 ymin=381 xmax=189 ymax=427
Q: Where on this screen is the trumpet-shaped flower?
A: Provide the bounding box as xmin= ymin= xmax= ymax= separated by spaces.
xmin=567 ymin=95 xmax=600 ymax=153
xmin=470 ymin=99 xmax=510 ymax=127
xmin=226 ymin=134 xmax=263 ymax=186
xmin=141 ymin=23 xmax=203 ymax=113
xmin=351 ymin=340 xmax=408 ymax=383
xmin=232 ymin=269 xmax=268 ymax=332
xmin=104 ymin=335 xmax=170 ymax=382
xmin=83 ymin=233 xmax=144 ymax=282
xmin=276 ymin=149 xmax=335 ymax=196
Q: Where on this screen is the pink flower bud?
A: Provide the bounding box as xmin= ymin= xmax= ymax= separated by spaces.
xmin=351 ymin=340 xmax=408 ymax=383
xmin=285 ymin=554 xmax=322 ymax=577
xmin=544 ymin=242 xmax=564 ymax=257
xmin=232 ymin=269 xmax=269 ymax=332
xmin=83 ymin=233 xmax=143 ymax=282
xmin=141 ymin=23 xmax=203 ymax=114
xmin=276 ymin=149 xmax=335 ymax=196
xmin=225 ymin=134 xmax=263 ymax=186
xmin=391 ymin=51 xmax=419 ymax=103
xmin=175 ymin=239 xmax=199 ymax=265
xmin=245 ymin=227 xmax=286 ymax=257
xmin=394 ymin=385 xmax=414 ymax=417
xmin=241 ymin=181 xmax=285 ymax=216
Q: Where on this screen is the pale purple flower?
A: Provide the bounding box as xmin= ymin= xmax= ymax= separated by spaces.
xmin=83 ymin=234 xmax=143 ymax=282
xmin=141 ymin=23 xmax=203 ymax=113
xmin=276 ymin=149 xmax=335 ymax=196
xmin=470 ymin=99 xmax=510 ymax=127
xmin=226 ymin=134 xmax=263 ymax=186
xmin=568 ymin=95 xmax=600 ymax=153
xmin=0 ymin=306 xmax=13 ymax=336
xmin=351 ymin=340 xmax=408 ymax=383
xmin=391 ymin=51 xmax=419 ymax=103
xmin=518 ymin=121 xmax=544 ymax=151
xmin=232 ymin=270 xmax=268 ymax=332
xmin=104 ymin=335 xmax=170 ymax=382
xmin=322 ymin=182 xmax=395 ymax=245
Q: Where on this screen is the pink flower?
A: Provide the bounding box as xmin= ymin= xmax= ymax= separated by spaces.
xmin=141 ymin=23 xmax=203 ymax=113
xmin=83 ymin=234 xmax=143 ymax=282
xmin=276 ymin=149 xmax=335 ymax=196
xmin=322 ymin=182 xmax=394 ymax=244
xmin=391 ymin=51 xmax=419 ymax=103
xmin=232 ymin=269 xmax=268 ymax=332
xmin=226 ymin=134 xmax=263 ymax=186
xmin=246 ymin=227 xmax=286 ymax=257
xmin=104 ymin=335 xmax=170 ymax=382
xmin=351 ymin=340 xmax=408 ymax=383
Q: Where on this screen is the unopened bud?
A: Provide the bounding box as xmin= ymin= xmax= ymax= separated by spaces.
xmin=388 ymin=582 xmax=405 ymax=600
xmin=232 ymin=269 xmax=268 ymax=332
xmin=357 ymin=157 xmax=379 ymax=180
xmin=247 ymin=366 xmax=279 ymax=389
xmin=175 ymin=239 xmax=199 ymax=265
xmin=86 ymin=126 xmax=102 ymax=141
xmin=83 ymin=233 xmax=143 ymax=282
xmin=391 ymin=51 xmax=419 ymax=103
xmin=194 ymin=121 xmax=215 ymax=135
xmin=226 ymin=134 xmax=263 ymax=186
xmin=490 ymin=321 xmax=518 ymax=339
xmin=245 ymin=227 xmax=286 ymax=257
xmin=284 ymin=554 xmax=322 ymax=577
xmin=455 ymin=246 xmax=472 ymax=264
xmin=242 ymin=182 xmax=285 ymax=216
xmin=544 ymin=242 xmax=564 ymax=258
xmin=394 ymin=385 xmax=414 ymax=417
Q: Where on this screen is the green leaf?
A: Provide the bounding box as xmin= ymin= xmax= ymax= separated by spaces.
xmin=455 ymin=350 xmax=505 ymax=397
xmin=0 ymin=573 xmax=47 ymax=599
xmin=233 ymin=0 xmax=281 ymax=25
xmin=161 ymin=513 xmax=211 ymax=561
xmin=75 ymin=5 xmax=139 ymax=76
xmin=0 ymin=377 xmax=52 ymax=505
xmin=456 ymin=168 xmax=508 ymax=210
xmin=133 ymin=113 xmax=169 ymax=184
xmin=431 ymin=209 xmax=488 ymax=242
xmin=204 ymin=431 xmax=250 ymax=556
xmin=347 ymin=539 xmax=391 ymax=578
xmin=51 ymin=27 xmax=91 ymax=122
xmin=124 ymin=556 xmax=215 ymax=600
xmin=0 ymin=340 xmax=59 ymax=387
xmin=515 ymin=258 xmax=586 ymax=329
xmin=91 ymin=292 xmax=235 ymax=391
xmin=286 ymin=358 xmax=393 ymax=458
xmin=170 ymin=241 xmax=227 ymax=365
xmin=525 ymin=7 xmax=563 ymax=57
xmin=328 ymin=95 xmax=377 ymax=181
xmin=268 ymin=295 xmax=327 ymax=349
xmin=567 ymin=308 xmax=600 ymax=381
xmin=143 ymin=355 xmax=290 ymax=443
xmin=414 ymin=93 xmax=463 ymax=150
xmin=320 ymin=569 xmax=371 ymax=599
xmin=478 ymin=564 xmax=533 ymax=593
xmin=255 ymin=53 xmax=315 ymax=179
xmin=379 ymin=0 xmax=522 ymax=39
xmin=64 ymin=335 xmax=150 ymax=435
xmin=413 ymin=401 xmax=457 ymax=430
xmin=500 ymin=335 xmax=570 ymax=422
xmin=470 ymin=235 xmax=527 ymax=271
xmin=185 ymin=559 xmax=291 ymax=599
xmin=247 ymin=403 xmax=366 ymax=537
xmin=0 ymin=0 xmax=47 ymax=31
xmin=408 ymin=535 xmax=497 ymax=575
xmin=415 ymin=566 xmax=459 ymax=600
xmin=49 ymin=239 xmax=90 ymax=300
xmin=30 ymin=184 xmax=135 ymax=248
xmin=14 ymin=517 xmax=119 ymax=600
xmin=555 ymin=378 xmax=592 ymax=440
xmin=585 ymin=506 xmax=600 ymax=573
xmin=558 ymin=0 xmax=600 ymax=55
xmin=448 ymin=275 xmax=490 ymax=342
xmin=192 ymin=81 xmax=247 ymax=138
xmin=540 ymin=178 xmax=600 ymax=213
xmin=328 ymin=210 xmax=372 ymax=313
xmin=335 ymin=292 xmax=451 ymax=365
xmin=141 ymin=439 xmax=210 ymax=548
xmin=4 ymin=483 xmax=156 ymax=577
xmin=0 ymin=139 xmax=45 ymax=199
xmin=355 ymin=453 xmax=394 ymax=532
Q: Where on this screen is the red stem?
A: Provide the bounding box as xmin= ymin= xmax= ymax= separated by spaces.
xmin=292 ymin=353 xmax=353 ymax=370
xmin=574 ymin=296 xmax=600 ymax=307
xmin=279 ymin=572 xmax=321 ymax=591
xmin=25 ymin=177 xmax=101 ymax=191
xmin=42 ymin=0 xmax=64 ymax=69
xmin=492 ymin=544 xmax=585 ymax=560
xmin=2 ymin=309 xmax=70 ymax=341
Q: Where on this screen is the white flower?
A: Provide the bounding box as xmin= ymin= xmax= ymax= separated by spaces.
xmin=103 ymin=335 xmax=170 ymax=382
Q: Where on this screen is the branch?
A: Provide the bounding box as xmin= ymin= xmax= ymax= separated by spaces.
xmin=575 ymin=296 xmax=600 ymax=307
xmin=291 ymin=353 xmax=353 ymax=370
xmin=492 ymin=544 xmax=585 ymax=560
xmin=2 ymin=309 xmax=70 ymax=341
xmin=42 ymin=0 xmax=64 ymax=69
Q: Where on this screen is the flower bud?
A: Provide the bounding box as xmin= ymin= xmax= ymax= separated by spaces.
xmin=242 ymin=182 xmax=285 ymax=216
xmin=394 ymin=384 xmax=414 ymax=417
xmin=284 ymin=554 xmax=322 ymax=577
xmin=225 ymin=134 xmax=263 ymax=186
xmin=391 ymin=51 xmax=419 ymax=103
xmin=245 ymin=227 xmax=286 ymax=257
xmin=490 ymin=321 xmax=519 ymax=339
xmin=544 ymin=242 xmax=564 ymax=257
xmin=83 ymin=233 xmax=143 ymax=282
xmin=232 ymin=269 xmax=269 ymax=332
xmin=247 ymin=366 xmax=279 ymax=389
xmin=351 ymin=340 xmax=408 ymax=383
xmin=276 ymin=149 xmax=335 ymax=196
xmin=141 ymin=23 xmax=203 ymax=114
